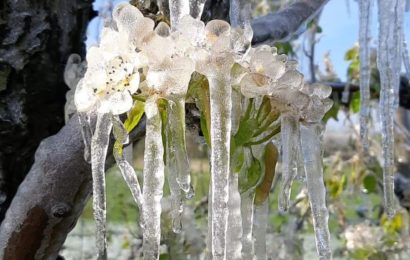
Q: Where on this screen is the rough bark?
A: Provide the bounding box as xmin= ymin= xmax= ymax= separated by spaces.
xmin=0 ymin=115 xmax=91 ymax=260
xmin=0 ymin=0 xmax=94 ymax=221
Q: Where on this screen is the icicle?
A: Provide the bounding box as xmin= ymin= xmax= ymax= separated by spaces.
xmin=165 ymin=164 xmax=184 ymax=233
xmin=377 ymin=0 xmax=405 ymax=217
xmin=253 ymin=199 xmax=269 ymax=260
xmin=358 ymin=0 xmax=372 ymax=153
xmin=241 ymin=191 xmax=255 ymax=259
xmin=403 ymin=40 xmax=410 ymax=85
xmin=78 ymin=112 xmax=93 ymax=163
xmin=91 ymin=113 xmax=113 ymax=260
xmin=167 ymin=98 xmax=192 ymax=193
xmin=112 ymin=116 xmax=143 ymax=210
xmin=278 ymin=114 xmax=299 ymax=212
xmin=165 ymin=100 xmax=186 ymax=233
xmin=209 ymin=72 xmax=232 ymax=259
xmin=189 ymin=0 xmax=207 ymax=19
xmin=169 ymin=0 xmax=190 ymax=29
xmin=229 ymin=0 xmax=252 ymax=28
xmin=142 ymin=96 xmax=165 ymax=260
xmin=295 ymin=134 xmax=306 ymax=182
xmin=300 ymin=123 xmax=331 ymax=260
xmin=226 ymin=171 xmax=243 ymax=259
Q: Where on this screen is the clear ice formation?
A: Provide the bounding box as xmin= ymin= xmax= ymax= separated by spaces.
xmin=142 ymin=96 xmax=165 ymax=259
xmin=377 ymin=0 xmax=405 ymax=218
xmin=253 ymin=200 xmax=269 ymax=260
xmin=278 ymin=114 xmax=300 ymax=212
xmin=91 ymin=113 xmax=113 ymax=260
xmin=112 ymin=116 xmax=143 ymax=209
xmin=403 ymin=39 xmax=410 ymax=85
xmin=301 ymin=123 xmax=332 ymax=260
xmin=358 ymin=0 xmax=372 ymax=153
xmin=74 ymin=2 xmax=335 ymax=259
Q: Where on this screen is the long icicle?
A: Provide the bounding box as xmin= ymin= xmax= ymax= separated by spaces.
xmin=253 ymin=199 xmax=269 ymax=260
xmin=278 ymin=114 xmax=299 ymax=212
xmin=168 ymin=98 xmax=192 ymax=193
xmin=165 ymin=100 xmax=185 ymax=233
xmin=189 ymin=0 xmax=207 ymax=19
xmin=241 ymin=191 xmax=255 ymax=259
xmin=142 ymin=96 xmax=165 ymax=260
xmin=226 ymin=171 xmax=243 ymax=259
xmin=377 ymin=0 xmax=405 ymax=218
xmin=229 ymin=0 xmax=252 ymax=28
xmin=358 ymin=0 xmax=372 ymax=153
xmin=112 ymin=116 xmax=143 ymax=210
xmin=226 ymin=87 xmax=243 ymax=258
xmin=91 ymin=113 xmax=113 ymax=260
xmin=301 ymin=123 xmax=331 ymax=260
xmin=403 ymin=39 xmax=410 ymax=85
xmin=209 ymin=72 xmax=232 ymax=259
xmin=78 ymin=112 xmax=93 ymax=163
xmin=169 ymin=0 xmax=190 ymax=29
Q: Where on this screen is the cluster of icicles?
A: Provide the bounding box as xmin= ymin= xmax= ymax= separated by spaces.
xmin=74 ymin=1 xmax=333 ymax=260
xmin=358 ymin=0 xmax=408 ymax=218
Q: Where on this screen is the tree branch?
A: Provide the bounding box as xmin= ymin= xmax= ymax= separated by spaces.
xmin=251 ymin=0 xmax=329 ymax=45
xmin=0 ymin=114 xmax=145 ymax=259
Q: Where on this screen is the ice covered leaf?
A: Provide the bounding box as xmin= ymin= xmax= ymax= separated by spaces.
xmin=254 ymin=142 xmax=279 ymax=205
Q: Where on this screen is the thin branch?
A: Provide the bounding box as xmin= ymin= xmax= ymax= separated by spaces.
xmin=251 ymin=0 xmax=330 ymax=45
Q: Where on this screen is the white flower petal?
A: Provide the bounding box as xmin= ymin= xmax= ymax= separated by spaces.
xmin=98 ymin=91 xmax=133 ymax=115
xmin=74 ymin=79 xmax=98 ymax=112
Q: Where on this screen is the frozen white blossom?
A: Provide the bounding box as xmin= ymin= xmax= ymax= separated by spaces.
xmin=73 ymin=3 xmax=337 ymax=260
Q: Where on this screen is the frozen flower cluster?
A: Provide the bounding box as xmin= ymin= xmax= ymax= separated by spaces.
xmin=72 ymin=2 xmax=334 ymax=260
xmin=75 ymin=3 xmax=331 ymax=124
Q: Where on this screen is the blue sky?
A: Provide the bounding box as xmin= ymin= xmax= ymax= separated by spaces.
xmin=302 ymin=0 xmax=410 ymax=81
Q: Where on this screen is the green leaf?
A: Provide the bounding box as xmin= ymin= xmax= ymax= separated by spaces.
xmin=124 ymin=100 xmax=145 ymax=133
xmin=363 ymin=174 xmax=378 ymax=193
xmin=239 ymin=155 xmax=262 ymax=193
xmin=322 ymin=100 xmax=340 ymax=123
xmin=350 ymin=91 xmax=360 ymax=113
xmin=344 ymin=46 xmax=359 ymax=61
xmin=234 ymin=118 xmax=259 ymax=146
xmin=254 ymin=143 xmax=278 ymax=205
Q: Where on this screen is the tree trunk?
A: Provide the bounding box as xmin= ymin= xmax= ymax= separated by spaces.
xmin=0 ymin=0 xmax=94 ymax=222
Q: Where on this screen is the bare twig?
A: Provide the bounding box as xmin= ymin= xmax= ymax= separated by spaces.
xmin=251 ymin=0 xmax=330 ymax=45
